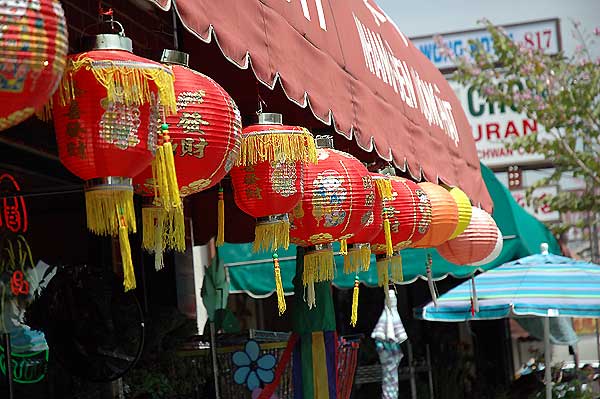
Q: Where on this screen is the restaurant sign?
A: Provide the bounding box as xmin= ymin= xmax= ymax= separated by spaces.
xmin=411 ymin=19 xmax=561 ymax=71
xmin=511 ymin=185 xmax=560 ymax=223
xmin=449 ymin=81 xmax=550 ymax=168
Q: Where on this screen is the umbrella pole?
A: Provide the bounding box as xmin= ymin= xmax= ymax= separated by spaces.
xmin=544 ymin=317 xmax=552 ymax=399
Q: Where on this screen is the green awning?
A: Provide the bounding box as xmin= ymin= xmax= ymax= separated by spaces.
xmin=221 ymin=164 xmax=560 ymax=297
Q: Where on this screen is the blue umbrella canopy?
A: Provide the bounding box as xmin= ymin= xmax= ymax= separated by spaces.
xmin=418 ymin=251 xmax=600 ymax=321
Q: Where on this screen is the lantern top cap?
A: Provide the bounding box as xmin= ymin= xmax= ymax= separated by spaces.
xmin=257 ymin=113 xmax=283 ymax=125
xmin=161 ymin=49 xmax=190 ymax=67
xmin=378 ymin=165 xmax=396 ymax=176
xmin=315 ymin=135 xmax=334 ymax=149
xmin=84 ymin=33 xmax=133 ymax=52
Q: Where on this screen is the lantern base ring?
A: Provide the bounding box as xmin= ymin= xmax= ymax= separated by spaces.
xmin=85 ymin=177 xmax=133 ymax=192
xmin=304 ymin=243 xmax=333 ymax=254
xmin=256 ymin=214 xmax=289 ymax=225
xmin=375 ymin=251 xmax=401 ymax=262
xmin=347 ymin=243 xmax=370 ymax=251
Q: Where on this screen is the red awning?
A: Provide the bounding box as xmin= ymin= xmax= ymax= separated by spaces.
xmin=147 ymin=0 xmax=492 ymax=211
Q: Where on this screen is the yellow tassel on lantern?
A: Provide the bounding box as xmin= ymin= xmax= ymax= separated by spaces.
xmin=273 ymin=253 xmax=286 ymax=315
xmin=344 ymin=244 xmax=372 ymax=274
xmin=376 ymin=256 xmax=390 ymax=287
xmin=303 ymin=246 xmax=334 ymax=287
xmin=235 ymin=128 xmax=318 ymax=166
xmin=391 ymin=252 xmax=403 ymax=283
xmin=217 ymin=186 xmax=225 ymax=246
xmin=85 ymin=186 xmax=136 ymax=236
xmin=253 ymin=217 xmax=290 ymax=253
xmin=117 ymin=212 xmax=136 ymax=291
xmin=339 ymin=239 xmax=348 ymax=255
xmin=374 ymin=177 xmax=393 ymax=200
xmin=141 ymin=205 xmax=167 ymax=270
xmin=351 ymin=276 xmax=360 ymax=327
xmin=383 ymin=217 xmax=393 ymax=257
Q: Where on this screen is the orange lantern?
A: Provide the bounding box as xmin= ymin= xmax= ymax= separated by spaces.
xmin=289 ymin=140 xmax=375 ymax=307
xmin=134 ymin=50 xmax=242 ymax=264
xmin=437 ymin=207 xmax=499 ymax=265
xmin=0 ymin=0 xmax=68 ymax=131
xmin=52 ymin=33 xmax=176 ymax=290
xmin=371 ymin=176 xmax=432 ymax=285
xmin=411 ymin=182 xmax=458 ymax=248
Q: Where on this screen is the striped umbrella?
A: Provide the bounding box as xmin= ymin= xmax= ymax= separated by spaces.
xmin=417 ymin=244 xmax=600 ymax=399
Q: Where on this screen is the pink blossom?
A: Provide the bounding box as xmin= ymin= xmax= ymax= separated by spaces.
xmin=483 ymin=86 xmax=495 ymax=96
xmin=595 ymin=27 xmax=600 ymax=36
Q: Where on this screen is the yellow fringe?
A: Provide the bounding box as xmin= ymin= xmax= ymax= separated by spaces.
xmin=162 ymin=141 xmax=182 ymax=208
xmin=383 ymin=218 xmax=393 ymax=257
xmin=85 ymin=189 xmax=136 ymax=236
xmin=253 ymin=220 xmax=290 ymax=253
xmin=339 ymin=239 xmax=348 ymax=255
xmin=216 ymin=187 xmax=225 ymax=246
xmin=302 ymin=249 xmax=334 ymax=286
xmin=56 ymin=56 xmax=177 ymax=114
xmin=376 ymin=258 xmax=390 ymax=287
xmin=141 ymin=206 xmax=165 ymax=252
xmin=164 ymin=205 xmax=185 ymax=253
xmin=391 ymin=253 xmax=404 ymax=283
xmin=351 ymin=277 xmax=359 ymax=327
xmin=375 ymin=178 xmax=393 ymax=200
xmin=273 ymin=254 xmax=286 ymax=315
xmin=343 ymin=246 xmax=371 ymax=274
xmin=118 ymin=224 xmax=136 ymax=291
xmin=235 ymin=130 xmax=318 ymax=166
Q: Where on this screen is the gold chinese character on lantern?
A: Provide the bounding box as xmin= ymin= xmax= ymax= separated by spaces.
xmin=179 ymin=137 xmax=208 ymax=158
xmin=177 ymin=111 xmax=209 ymax=134
xmin=246 ymin=186 xmax=262 ymax=200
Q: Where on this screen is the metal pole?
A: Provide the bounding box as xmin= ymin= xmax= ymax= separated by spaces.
xmin=544 ymin=317 xmax=552 ymax=399
xmin=3 ymin=333 xmax=14 ymax=399
xmin=596 ymin=319 xmax=600 ymax=362
xmin=210 ymin=322 xmax=221 ymax=399
xmin=408 ymin=340 xmax=417 ymax=399
xmin=426 ymin=344 xmax=434 ymax=399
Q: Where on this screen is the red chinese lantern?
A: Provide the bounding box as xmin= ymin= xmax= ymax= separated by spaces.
xmin=0 ymin=0 xmax=68 ymax=131
xmin=134 ymin=50 xmax=242 ymax=263
xmin=230 ymin=113 xmax=308 ymax=252
xmin=343 ymin=173 xmax=393 ymax=274
xmin=52 ymin=33 xmax=176 ymax=291
xmin=437 ymin=207 xmax=499 ymax=266
xmin=289 ymin=141 xmax=375 ymax=307
xmin=411 ymin=182 xmax=459 ymax=248
xmin=371 ymin=176 xmax=432 ymax=285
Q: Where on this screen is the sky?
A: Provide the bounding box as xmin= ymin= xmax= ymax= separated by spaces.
xmin=376 ymin=0 xmax=600 ymax=57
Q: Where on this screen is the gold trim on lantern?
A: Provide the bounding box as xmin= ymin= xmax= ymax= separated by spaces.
xmin=55 ymin=56 xmax=177 ymax=114
xmin=235 ymin=128 xmax=318 ymax=166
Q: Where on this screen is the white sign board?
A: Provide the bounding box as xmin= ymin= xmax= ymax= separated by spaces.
xmin=449 ymin=81 xmax=549 ymax=168
xmin=511 ymin=186 xmax=560 ymax=222
xmin=411 ymin=19 xmax=561 ymax=70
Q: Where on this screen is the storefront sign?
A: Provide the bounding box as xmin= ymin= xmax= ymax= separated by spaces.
xmin=450 ymin=82 xmax=550 ymax=168
xmin=0 ymin=346 xmax=48 ymax=384
xmin=511 ymin=186 xmax=560 ymax=222
xmin=411 ymin=19 xmax=561 ymax=71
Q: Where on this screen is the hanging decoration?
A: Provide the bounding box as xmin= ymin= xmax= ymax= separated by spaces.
xmin=289 ymin=137 xmax=374 ymax=307
xmin=134 ymin=49 xmax=242 ymax=265
xmin=230 ymin=113 xmax=309 ymax=254
xmin=411 ymin=182 xmax=459 ymax=248
xmin=0 ymin=0 xmax=68 ymax=131
xmin=447 ymin=186 xmax=472 ymax=240
xmin=51 ymin=30 xmax=176 ymax=291
xmin=371 ymin=176 xmax=432 ymax=286
xmin=342 ymin=173 xmax=392 ymax=274
xmin=436 ymin=207 xmax=499 ymax=266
